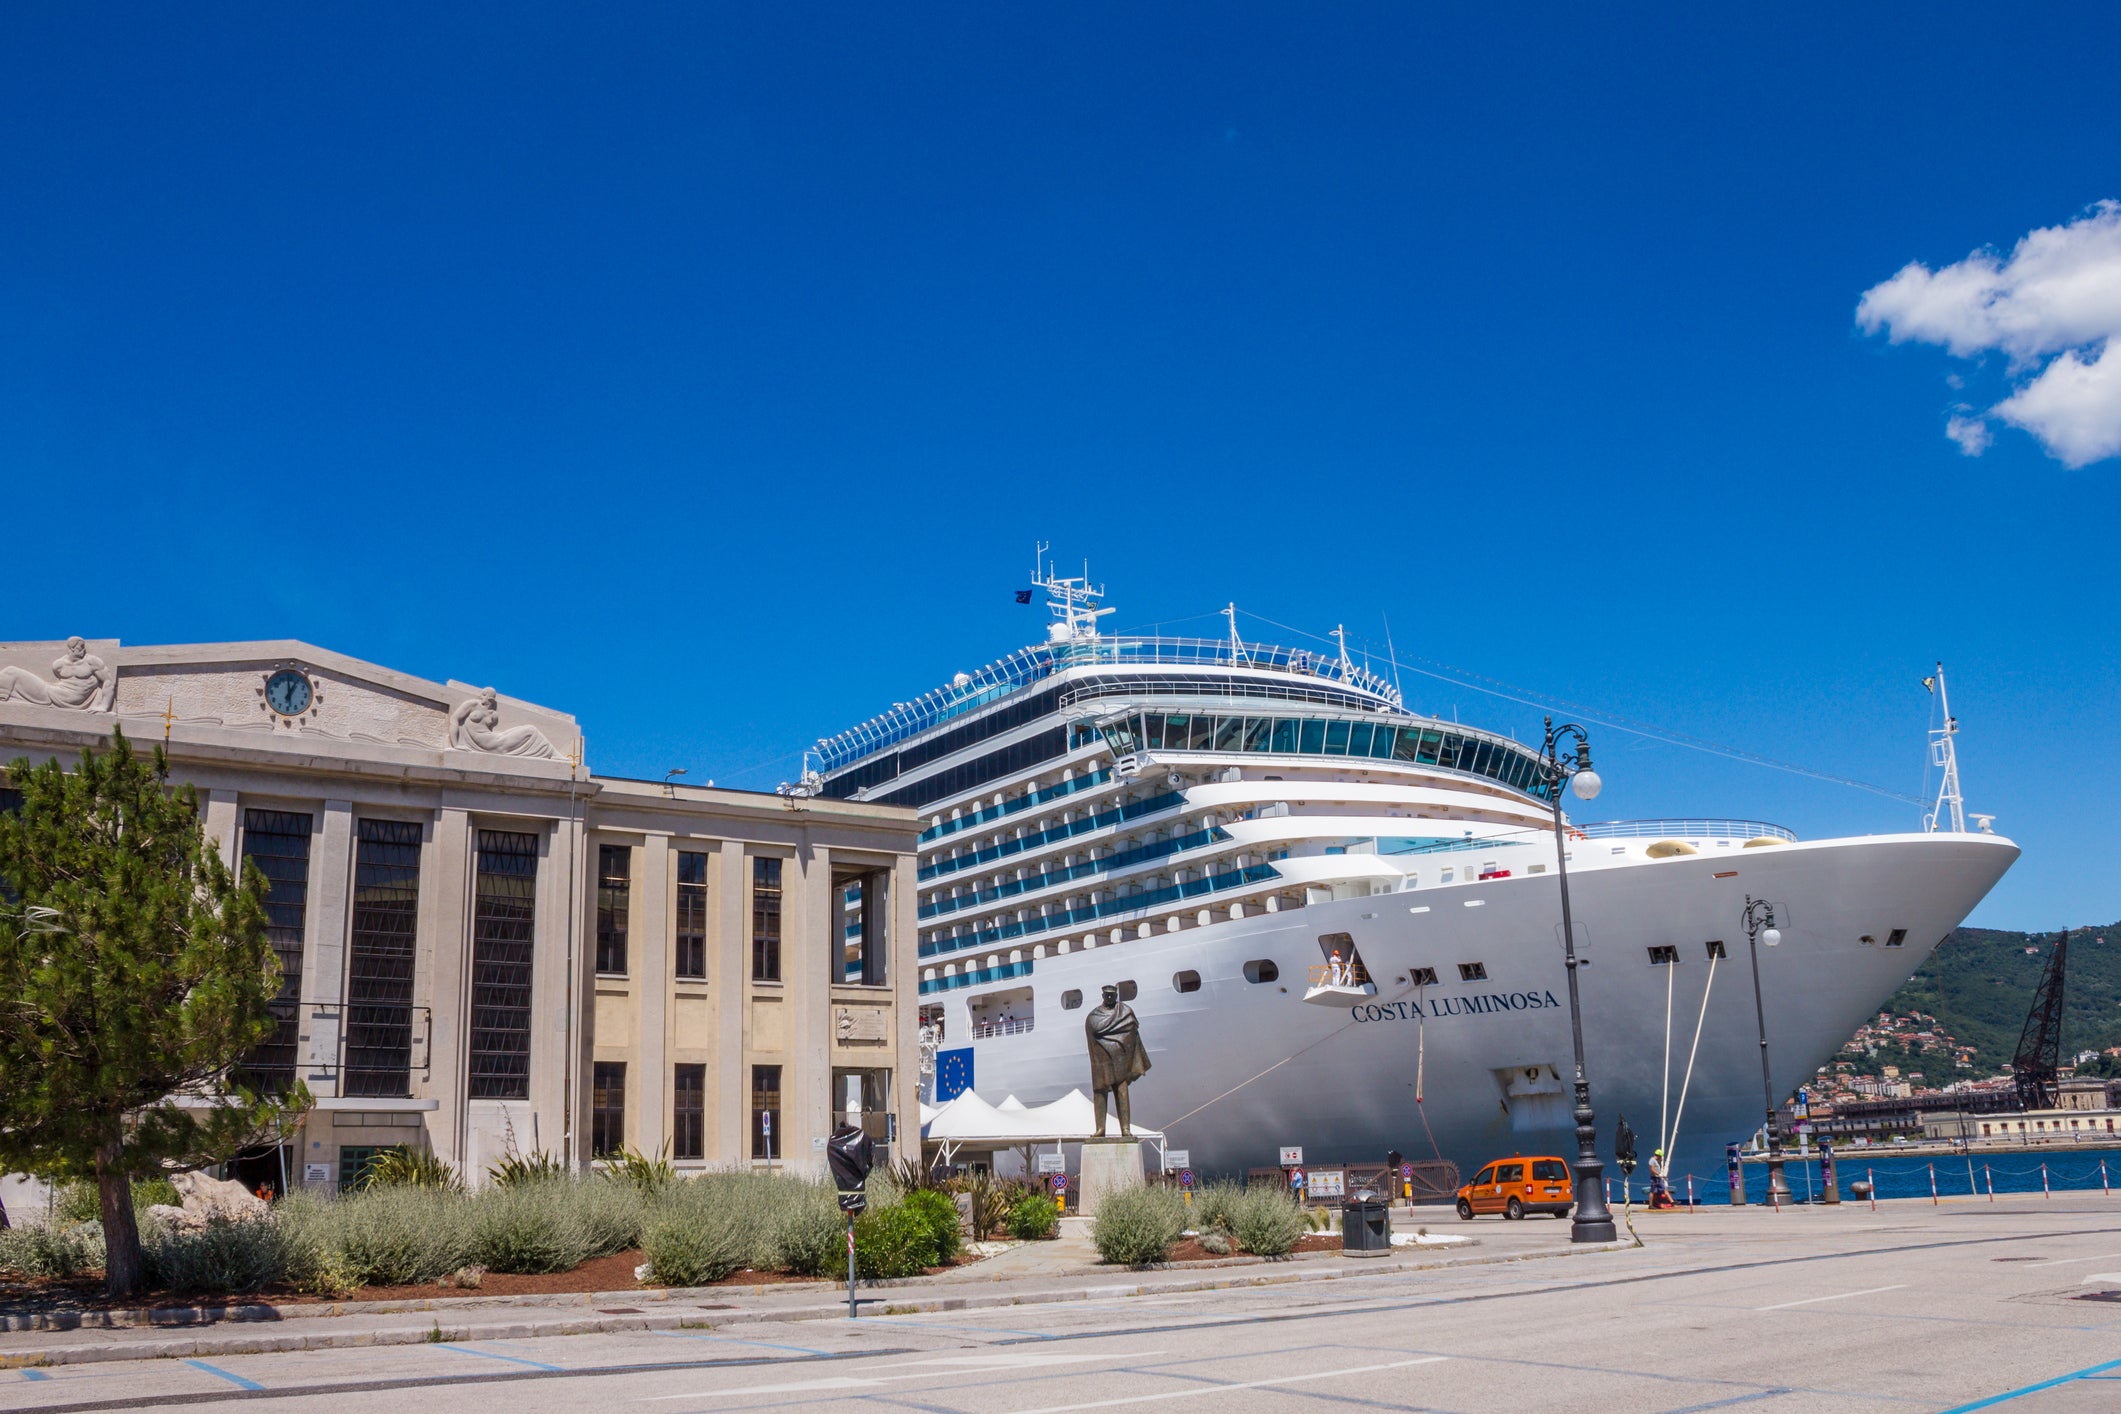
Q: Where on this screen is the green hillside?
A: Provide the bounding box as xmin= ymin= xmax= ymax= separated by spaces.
xmin=1853 ymin=920 xmax=2121 ymax=1078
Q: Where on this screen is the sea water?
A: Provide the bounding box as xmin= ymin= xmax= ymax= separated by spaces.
xmin=1656 ymin=1146 xmax=2121 ymax=1205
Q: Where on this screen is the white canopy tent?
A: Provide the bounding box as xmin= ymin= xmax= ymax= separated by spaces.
xmin=921 ymin=1088 xmax=1166 ymax=1171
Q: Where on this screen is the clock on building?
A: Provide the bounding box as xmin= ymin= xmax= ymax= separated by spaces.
xmin=264 ymin=669 xmax=314 ymax=717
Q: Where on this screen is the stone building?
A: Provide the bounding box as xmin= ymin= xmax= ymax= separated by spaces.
xmin=0 ymin=637 xmax=919 ymax=1190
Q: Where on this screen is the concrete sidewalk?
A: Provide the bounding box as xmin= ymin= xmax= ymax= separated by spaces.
xmin=0 ymin=1221 xmax=1612 ymax=1371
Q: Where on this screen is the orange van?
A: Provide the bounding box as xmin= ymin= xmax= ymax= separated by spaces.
xmin=1455 ymin=1155 xmax=1572 ymax=1219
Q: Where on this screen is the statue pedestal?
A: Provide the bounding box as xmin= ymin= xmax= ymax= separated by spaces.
xmin=1076 ymin=1138 xmax=1146 ymax=1218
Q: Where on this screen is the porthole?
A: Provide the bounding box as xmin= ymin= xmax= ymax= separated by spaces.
xmin=1061 ymin=989 xmax=1083 ymax=1010
xmin=1117 ymin=979 xmax=1138 ymax=1001
xmin=1885 ymin=929 xmax=1907 ymax=947
xmin=1173 ymin=970 xmax=1201 ymax=994
xmin=1647 ymin=946 xmax=1679 ymax=966
xmin=1243 ymin=959 xmax=1280 ymax=984
xmin=1705 ymin=939 xmax=1727 ymax=960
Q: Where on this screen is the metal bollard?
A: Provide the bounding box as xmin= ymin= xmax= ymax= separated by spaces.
xmin=2042 ymin=1162 xmax=2051 ymax=1198
xmin=1820 ymin=1142 xmax=1839 ymax=1205
xmin=1928 ymin=1163 xmax=1939 ymax=1205
xmin=1867 ymin=1166 xmax=1876 ymax=1212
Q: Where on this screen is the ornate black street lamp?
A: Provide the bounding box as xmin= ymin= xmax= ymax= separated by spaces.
xmin=1742 ymin=895 xmax=1793 ymax=1206
xmin=1537 ymin=717 xmax=1616 ymax=1244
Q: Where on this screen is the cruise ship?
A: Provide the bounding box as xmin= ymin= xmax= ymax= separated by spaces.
xmin=813 ymin=569 xmax=2018 ymax=1182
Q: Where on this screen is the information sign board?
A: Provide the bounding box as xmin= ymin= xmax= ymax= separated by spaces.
xmin=1164 ymin=1149 xmax=1190 ymax=1171
xmin=303 ymin=1163 xmax=330 ymax=1186
xmin=1038 ymin=1153 xmax=1065 ymax=1173
xmin=1279 ymin=1146 xmax=1304 ymax=1167
xmin=1308 ymin=1169 xmax=1347 ymax=1199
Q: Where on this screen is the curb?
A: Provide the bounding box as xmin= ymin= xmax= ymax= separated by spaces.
xmin=0 ymin=1239 xmax=1630 ymax=1369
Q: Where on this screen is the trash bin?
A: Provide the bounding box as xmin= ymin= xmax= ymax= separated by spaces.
xmin=1342 ymin=1198 xmax=1391 ymax=1257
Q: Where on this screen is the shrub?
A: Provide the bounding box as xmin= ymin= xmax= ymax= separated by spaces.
xmin=900 ymin=1189 xmax=961 ymax=1264
xmin=364 ymin=1148 xmax=463 ymax=1193
xmin=1229 ymin=1188 xmax=1307 ymax=1257
xmin=1192 ymin=1181 xmax=1245 ymax=1235
xmin=470 ymin=1182 xmax=589 ymax=1274
xmin=1091 ymin=1186 xmax=1186 ymax=1267
xmin=641 ymin=1192 xmax=745 ymax=1287
xmin=1198 ymin=1231 xmax=1231 ymax=1256
xmin=853 ymin=1202 xmax=936 ymax=1279
xmin=569 ymin=1179 xmax=646 ymax=1259
xmin=1008 ymin=1193 xmax=1059 ymax=1241
xmin=777 ymin=1192 xmax=851 ymax=1278
xmin=328 ymin=1186 xmax=473 ymax=1287
xmin=962 ymin=1171 xmax=1012 ymax=1242
xmin=143 ymin=1218 xmax=290 ymax=1294
xmin=53 ymin=1176 xmax=179 ymax=1225
xmin=0 ymin=1220 xmax=104 ymax=1279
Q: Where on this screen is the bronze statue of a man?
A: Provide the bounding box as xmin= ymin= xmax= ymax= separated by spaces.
xmin=1085 ymin=983 xmax=1151 ymax=1138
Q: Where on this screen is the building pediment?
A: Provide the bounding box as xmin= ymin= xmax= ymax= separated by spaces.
xmin=0 ymin=637 xmax=579 ymax=774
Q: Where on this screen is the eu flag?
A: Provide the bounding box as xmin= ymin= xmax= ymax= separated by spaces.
xmin=936 ymin=1047 xmax=975 ymax=1101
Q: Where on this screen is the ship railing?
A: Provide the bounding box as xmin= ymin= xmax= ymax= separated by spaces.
xmin=1577 ymin=819 xmax=1797 ymax=842
xmin=1308 ymin=961 xmax=1372 ymax=988
xmin=817 ymin=635 xmax=1401 ymax=774
xmin=969 ymin=1018 xmax=1036 ymax=1040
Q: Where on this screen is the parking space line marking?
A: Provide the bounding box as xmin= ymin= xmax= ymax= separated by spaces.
xmin=649 ymin=1330 xmax=835 ymax=1356
xmin=2026 ymin=1252 xmax=2121 ymax=1267
xmin=1937 ymin=1358 xmax=2121 ymax=1412
xmin=1753 ymin=1284 xmax=1905 ymax=1311
xmin=1005 ymin=1355 xmax=1448 ymax=1413
xmin=18 ymin=1369 xmax=49 ymax=1382
xmin=432 ymin=1344 xmax=564 ymax=1371
xmin=182 ymin=1359 xmax=263 ymax=1390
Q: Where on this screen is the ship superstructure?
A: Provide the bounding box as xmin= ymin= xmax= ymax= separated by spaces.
xmin=816 ymin=568 xmax=2019 ymax=1179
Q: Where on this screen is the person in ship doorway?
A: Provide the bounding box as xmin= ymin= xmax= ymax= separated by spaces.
xmin=1647 ymin=1148 xmax=1675 ymax=1209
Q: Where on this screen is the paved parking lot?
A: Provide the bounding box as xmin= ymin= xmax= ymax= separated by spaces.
xmin=5 ymin=1196 xmax=2120 ymax=1413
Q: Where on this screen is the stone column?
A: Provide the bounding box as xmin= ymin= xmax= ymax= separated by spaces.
xmin=789 ymin=838 xmax=831 ymax=1176
xmin=716 ymin=843 xmax=748 ymax=1163
xmin=635 ymin=834 xmax=672 ymax=1155
xmin=298 ymin=801 xmax=355 ymax=1095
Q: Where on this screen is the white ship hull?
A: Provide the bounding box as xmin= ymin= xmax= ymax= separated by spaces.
xmin=934 ymin=831 xmax=2017 ymax=1184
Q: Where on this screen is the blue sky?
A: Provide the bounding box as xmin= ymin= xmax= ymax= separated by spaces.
xmin=4 ymin=6 xmax=2117 ymax=928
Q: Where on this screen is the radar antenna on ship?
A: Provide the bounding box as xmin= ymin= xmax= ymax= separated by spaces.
xmin=1032 ymin=542 xmax=1114 ymax=644
xmin=1923 ymin=663 xmax=1972 ymax=833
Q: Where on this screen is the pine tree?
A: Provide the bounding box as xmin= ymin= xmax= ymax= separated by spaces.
xmin=0 ymin=727 xmax=305 ymax=1297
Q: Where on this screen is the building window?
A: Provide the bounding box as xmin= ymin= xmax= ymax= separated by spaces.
xmin=673 ymin=1063 xmax=706 ymax=1161
xmin=1173 ymin=970 xmax=1201 ymax=993
xmin=592 ymin=1061 xmax=626 ymax=1158
xmin=1459 ymin=962 xmax=1488 ymax=982
xmin=1648 ymin=945 xmax=1680 ymax=966
xmin=240 ymin=809 xmax=313 ymax=1091
xmin=1243 ymin=959 xmax=1280 ymax=984
xmin=1409 ymin=966 xmax=1439 ymax=987
xmin=752 ymin=857 xmax=783 ymax=982
xmin=596 ymin=844 xmax=630 ymax=975
xmin=675 ymin=851 xmax=709 ymax=980
xmin=751 ymin=1064 xmax=782 ymax=1159
xmin=346 ymin=819 xmax=422 ymax=1098
xmin=469 ymin=829 xmax=540 ymax=1100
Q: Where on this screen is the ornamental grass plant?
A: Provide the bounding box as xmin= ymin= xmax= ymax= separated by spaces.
xmin=1227 ymin=1186 xmax=1307 ymax=1257
xmin=0 ymin=1219 xmax=105 ymax=1279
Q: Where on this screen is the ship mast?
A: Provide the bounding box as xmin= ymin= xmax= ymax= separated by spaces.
xmin=1032 ymin=543 xmax=1113 ymax=644
xmin=1923 ymin=663 xmax=1966 ymax=834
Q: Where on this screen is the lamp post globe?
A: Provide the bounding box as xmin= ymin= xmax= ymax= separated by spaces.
xmin=1540 ymin=717 xmax=1617 ymax=1244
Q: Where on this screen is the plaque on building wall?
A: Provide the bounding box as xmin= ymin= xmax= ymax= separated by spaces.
xmin=834 ymin=1006 xmax=889 ymax=1044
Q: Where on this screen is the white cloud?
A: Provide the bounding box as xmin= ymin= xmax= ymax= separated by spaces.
xmin=1944 ymin=413 xmax=1991 ymax=457
xmin=1857 ymin=201 xmax=2121 ymax=467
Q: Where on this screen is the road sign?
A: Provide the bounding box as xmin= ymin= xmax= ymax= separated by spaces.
xmin=762 ymin=1111 xmax=772 ymax=1136
xmin=1400 ymin=1163 xmax=1414 ymax=1180
xmin=1164 ymin=1149 xmax=1190 ymax=1171
xmin=1038 ymin=1153 xmax=1065 ymax=1173
xmin=1179 ymin=1169 xmax=1194 ymax=1190
xmin=1279 ymin=1146 xmax=1303 ymax=1167
xmin=1052 ymin=1173 xmax=1068 ymax=1192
